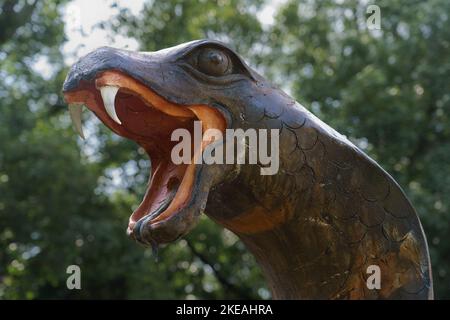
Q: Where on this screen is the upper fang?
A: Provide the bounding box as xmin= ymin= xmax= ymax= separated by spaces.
xmin=100 ymin=86 xmax=121 ymax=125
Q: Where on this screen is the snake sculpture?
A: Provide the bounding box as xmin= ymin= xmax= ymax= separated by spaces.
xmin=63 ymin=40 xmax=433 ymax=299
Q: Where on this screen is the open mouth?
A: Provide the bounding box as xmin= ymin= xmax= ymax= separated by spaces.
xmin=63 ymin=70 xmax=226 ymax=245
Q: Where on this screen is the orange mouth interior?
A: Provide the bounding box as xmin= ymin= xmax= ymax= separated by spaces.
xmin=63 ymin=70 xmax=226 ymax=234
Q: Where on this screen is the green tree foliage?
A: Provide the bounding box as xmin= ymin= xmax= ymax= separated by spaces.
xmin=109 ymin=0 xmax=264 ymax=52
xmin=1 ymin=0 xmax=449 ymax=299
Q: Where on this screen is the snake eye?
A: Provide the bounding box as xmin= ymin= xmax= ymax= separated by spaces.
xmin=197 ymin=48 xmax=231 ymax=77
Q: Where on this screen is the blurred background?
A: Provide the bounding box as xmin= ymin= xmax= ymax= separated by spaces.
xmin=0 ymin=0 xmax=449 ymax=299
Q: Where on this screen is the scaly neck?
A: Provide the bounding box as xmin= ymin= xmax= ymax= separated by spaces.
xmin=207 ymin=170 xmax=432 ymax=299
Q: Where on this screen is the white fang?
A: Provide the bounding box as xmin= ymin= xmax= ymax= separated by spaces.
xmin=100 ymin=86 xmax=121 ymax=124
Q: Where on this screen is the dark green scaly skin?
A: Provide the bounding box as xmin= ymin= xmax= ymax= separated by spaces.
xmin=63 ymin=39 xmax=433 ymax=299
